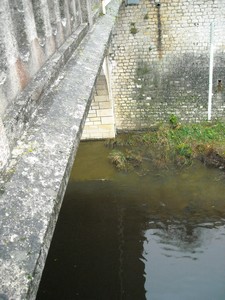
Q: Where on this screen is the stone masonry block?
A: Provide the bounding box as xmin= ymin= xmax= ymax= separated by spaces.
xmin=101 ymin=116 xmax=114 ymax=124
xmin=97 ymin=108 xmax=113 ymax=117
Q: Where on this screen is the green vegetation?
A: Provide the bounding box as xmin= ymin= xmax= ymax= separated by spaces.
xmin=107 ymin=116 xmax=225 ymax=174
xmin=130 ymin=22 xmax=138 ymax=35
xmin=169 ymin=114 xmax=179 ymax=128
xmin=108 ymin=150 xmax=127 ymax=171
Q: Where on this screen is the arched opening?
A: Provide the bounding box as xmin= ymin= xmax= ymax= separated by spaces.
xmin=82 ymin=58 xmax=115 ymax=140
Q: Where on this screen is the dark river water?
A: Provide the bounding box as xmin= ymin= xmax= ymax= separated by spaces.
xmin=37 ymin=141 xmax=225 ymax=300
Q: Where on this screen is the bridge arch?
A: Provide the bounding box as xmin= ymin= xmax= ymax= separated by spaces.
xmin=82 ymin=58 xmax=115 ymax=140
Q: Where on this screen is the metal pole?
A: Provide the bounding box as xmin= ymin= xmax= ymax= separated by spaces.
xmin=208 ymin=22 xmax=214 ymax=121
xmin=102 ymin=0 xmax=106 ymax=14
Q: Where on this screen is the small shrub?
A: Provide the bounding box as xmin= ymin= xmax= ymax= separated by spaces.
xmin=169 ymin=114 xmax=179 ymax=128
xmin=176 ymin=143 xmax=192 ymax=158
xmin=108 ymin=150 xmax=127 ymax=171
xmin=130 ymin=23 xmax=138 ymax=35
xmin=130 ymin=27 xmax=138 ymax=34
xmin=125 ymin=150 xmax=142 ymax=167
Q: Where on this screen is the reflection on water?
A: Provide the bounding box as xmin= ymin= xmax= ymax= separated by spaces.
xmin=144 ymin=225 xmax=225 ymax=300
xmin=37 ymin=141 xmax=225 ymax=300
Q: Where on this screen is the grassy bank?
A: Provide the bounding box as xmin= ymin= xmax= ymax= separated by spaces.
xmin=106 ymin=117 xmax=225 ymax=173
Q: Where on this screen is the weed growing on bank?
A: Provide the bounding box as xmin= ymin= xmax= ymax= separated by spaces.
xmin=106 ymin=117 xmax=225 ymax=173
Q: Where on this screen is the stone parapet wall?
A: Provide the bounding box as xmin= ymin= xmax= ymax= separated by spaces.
xmin=0 ymin=0 xmax=104 ymax=119
xmin=110 ymin=0 xmax=225 ymax=130
xmin=81 ymin=0 xmax=102 ymax=25
xmin=0 ymin=0 xmax=103 ymax=169
xmin=3 ymin=24 xmax=88 ymax=151
xmin=0 ymin=0 xmax=87 ymax=117
xmin=0 ymin=120 xmax=9 ymax=170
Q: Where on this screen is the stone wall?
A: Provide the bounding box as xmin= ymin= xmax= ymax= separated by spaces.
xmin=0 ymin=0 xmax=86 ymax=117
xmin=82 ymin=59 xmax=115 ymax=140
xmin=0 ymin=0 xmax=103 ymax=119
xmin=0 ymin=1 xmax=122 ymax=298
xmin=0 ymin=0 xmax=102 ymax=169
xmin=110 ymin=0 xmax=225 ymax=130
xmin=81 ymin=0 xmax=102 ymax=25
xmin=0 ymin=120 xmax=10 ymax=170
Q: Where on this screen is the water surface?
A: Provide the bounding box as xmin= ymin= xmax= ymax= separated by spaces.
xmin=37 ymin=141 xmax=225 ymax=300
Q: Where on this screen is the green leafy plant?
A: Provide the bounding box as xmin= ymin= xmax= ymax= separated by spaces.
xmin=176 ymin=143 xmax=192 ymax=158
xmin=130 ymin=22 xmax=138 ymax=35
xmin=169 ymin=114 xmax=179 ymax=128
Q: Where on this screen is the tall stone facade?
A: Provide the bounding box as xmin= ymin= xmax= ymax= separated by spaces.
xmin=110 ymin=0 xmax=225 ymax=130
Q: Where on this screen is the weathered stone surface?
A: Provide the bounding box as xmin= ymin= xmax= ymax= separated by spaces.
xmin=3 ymin=24 xmax=88 ymax=151
xmin=0 ymin=120 xmax=9 ymax=171
xmin=82 ymin=72 xmax=115 ymax=139
xmin=0 ymin=0 xmax=85 ymax=119
xmin=110 ymin=0 xmax=225 ymax=130
xmin=0 ymin=0 xmax=121 ymax=299
xmin=80 ymin=0 xmax=102 ymax=26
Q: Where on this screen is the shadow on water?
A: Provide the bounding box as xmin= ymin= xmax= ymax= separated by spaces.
xmin=37 ymin=141 xmax=225 ymax=300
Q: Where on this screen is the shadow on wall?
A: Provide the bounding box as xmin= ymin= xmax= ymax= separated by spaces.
xmin=128 ymin=52 xmax=225 ymax=127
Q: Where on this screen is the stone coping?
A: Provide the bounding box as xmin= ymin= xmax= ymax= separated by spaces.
xmin=0 ymin=0 xmax=122 ymax=299
xmin=3 ymin=24 xmax=88 ymax=151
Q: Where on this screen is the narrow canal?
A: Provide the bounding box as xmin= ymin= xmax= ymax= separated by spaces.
xmin=37 ymin=140 xmax=225 ymax=300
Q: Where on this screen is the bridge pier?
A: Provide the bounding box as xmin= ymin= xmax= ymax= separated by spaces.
xmin=82 ymin=57 xmax=116 ymax=140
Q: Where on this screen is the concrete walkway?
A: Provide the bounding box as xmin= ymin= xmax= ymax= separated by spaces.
xmin=0 ymin=1 xmax=121 ymax=299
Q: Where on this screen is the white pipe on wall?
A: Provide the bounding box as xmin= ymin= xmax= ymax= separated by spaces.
xmin=208 ymin=22 xmax=214 ymax=121
xmin=102 ymin=0 xmax=112 ymax=14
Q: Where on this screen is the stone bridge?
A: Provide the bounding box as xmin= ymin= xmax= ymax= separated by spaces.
xmin=0 ymin=0 xmax=121 ymax=298
xmin=1 ymin=0 xmax=225 ymax=298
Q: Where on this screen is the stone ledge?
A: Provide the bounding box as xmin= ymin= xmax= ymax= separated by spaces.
xmin=0 ymin=0 xmax=122 ymax=299
xmin=3 ymin=23 xmax=89 ymax=151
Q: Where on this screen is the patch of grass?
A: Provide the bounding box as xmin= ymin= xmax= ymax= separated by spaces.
xmin=108 ymin=150 xmax=127 ymax=171
xmin=107 ymin=117 xmax=225 ymax=172
xmin=169 ymin=114 xmax=179 ymax=128
xmin=176 ymin=143 xmax=192 ymax=158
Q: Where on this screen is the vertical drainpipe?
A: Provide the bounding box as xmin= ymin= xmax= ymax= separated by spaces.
xmin=156 ymin=1 xmax=162 ymax=59
xmin=102 ymin=0 xmax=106 ymax=14
xmin=208 ymin=22 xmax=214 ymax=121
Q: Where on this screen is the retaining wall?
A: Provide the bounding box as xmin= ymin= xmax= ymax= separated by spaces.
xmin=110 ymin=0 xmax=225 ymax=130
